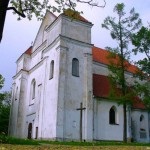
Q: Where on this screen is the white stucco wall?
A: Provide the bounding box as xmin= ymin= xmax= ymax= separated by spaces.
xmin=94 ymin=99 xmax=124 ymax=141
xmin=131 ymin=110 xmax=150 ymax=142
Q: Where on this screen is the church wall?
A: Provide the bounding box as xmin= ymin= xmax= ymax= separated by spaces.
xmin=9 ymin=71 xmax=29 ymax=138
xmin=94 ymin=99 xmax=124 ymax=141
xmin=61 ymin=16 xmax=91 ymax=44
xmin=131 ymin=110 xmax=149 ymax=142
xmin=39 ymin=43 xmax=60 ymax=139
xmin=46 ymin=18 xmax=61 ymax=47
xmin=58 ymin=37 xmax=93 ymax=141
xmin=16 ymin=56 xmax=24 ymax=73
xmin=23 ymin=54 xmax=31 ymax=71
xmin=9 ymin=80 xmax=20 ymax=136
xmin=16 ymin=54 xmax=31 ymax=73
xmin=93 ymin=62 xmax=109 ymax=76
xmin=25 ymin=60 xmax=46 ymax=139
xmin=30 ymin=18 xmax=61 ymax=71
xmin=32 ymin=11 xmax=57 ymax=52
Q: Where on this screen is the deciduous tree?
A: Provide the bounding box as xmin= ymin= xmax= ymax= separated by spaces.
xmin=132 ymin=26 xmax=150 ymax=109
xmin=102 ymin=3 xmax=141 ymax=142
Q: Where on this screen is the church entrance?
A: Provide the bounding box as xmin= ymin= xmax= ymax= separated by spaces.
xmin=27 ymin=123 xmax=32 ymax=139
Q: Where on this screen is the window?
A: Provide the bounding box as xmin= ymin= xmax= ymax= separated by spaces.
xmin=109 ymin=106 xmax=117 ymax=124
xmin=49 ymin=60 xmax=54 ymax=79
xmin=35 ymin=127 xmax=38 ymax=139
xmin=15 ymin=87 xmax=18 ymax=100
xmin=72 ymin=58 xmax=79 ymax=77
xmin=140 ymin=114 xmax=147 ymax=138
xmin=140 ymin=114 xmax=145 ymax=131
xmin=31 ymin=79 xmax=36 ymax=99
xmin=140 ymin=115 xmax=144 ymax=122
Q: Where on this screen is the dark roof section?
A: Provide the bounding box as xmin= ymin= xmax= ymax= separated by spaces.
xmin=93 ymin=74 xmax=110 ymax=98
xmin=93 ymin=74 xmax=146 ymax=110
xmin=63 ymin=9 xmax=91 ymax=24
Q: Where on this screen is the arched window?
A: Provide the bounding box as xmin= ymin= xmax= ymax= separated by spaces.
xmin=72 ymin=58 xmax=79 ymax=77
xmin=109 ymin=106 xmax=117 ymax=124
xmin=15 ymin=87 xmax=18 ymax=100
xmin=140 ymin=115 xmax=145 ymax=131
xmin=139 ymin=114 xmax=146 ymax=139
xmin=31 ymin=79 xmax=36 ymax=99
xmin=49 ymin=60 xmax=54 ymax=79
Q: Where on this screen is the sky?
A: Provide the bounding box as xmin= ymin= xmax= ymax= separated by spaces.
xmin=0 ymin=0 xmax=150 ymax=91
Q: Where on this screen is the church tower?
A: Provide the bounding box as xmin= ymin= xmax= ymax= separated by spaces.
xmin=55 ymin=10 xmax=93 ymax=141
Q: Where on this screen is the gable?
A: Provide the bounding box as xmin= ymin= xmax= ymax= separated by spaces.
xmin=32 ymin=11 xmax=57 ymax=52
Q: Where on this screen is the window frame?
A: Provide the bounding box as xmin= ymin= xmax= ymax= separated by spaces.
xmin=49 ymin=60 xmax=54 ymax=80
xmin=15 ymin=87 xmax=18 ymax=101
xmin=72 ymin=58 xmax=79 ymax=77
xmin=109 ymin=106 xmax=118 ymax=125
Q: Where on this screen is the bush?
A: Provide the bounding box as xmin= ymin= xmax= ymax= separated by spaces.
xmin=0 ymin=135 xmax=39 ymax=145
xmin=0 ymin=133 xmax=9 ymax=143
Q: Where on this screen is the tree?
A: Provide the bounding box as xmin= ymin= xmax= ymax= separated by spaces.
xmin=0 ymin=74 xmax=11 ymax=135
xmin=101 ymin=3 xmax=141 ymax=142
xmin=0 ymin=0 xmax=106 ymax=42
xmin=132 ymin=26 xmax=150 ymax=109
xmin=0 ymin=91 xmax=11 ymax=135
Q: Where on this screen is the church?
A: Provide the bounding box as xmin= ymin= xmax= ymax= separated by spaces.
xmin=9 ymin=10 xmax=150 ymax=143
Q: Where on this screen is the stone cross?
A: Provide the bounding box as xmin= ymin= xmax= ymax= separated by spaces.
xmin=76 ymin=102 xmax=86 ymax=141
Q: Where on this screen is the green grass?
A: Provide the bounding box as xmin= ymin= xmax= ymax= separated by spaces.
xmin=0 ymin=134 xmax=150 ymax=147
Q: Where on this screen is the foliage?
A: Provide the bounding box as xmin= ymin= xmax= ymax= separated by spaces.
xmin=0 ymin=74 xmax=11 ymax=135
xmin=132 ymin=26 xmax=150 ymax=110
xmin=132 ymin=26 xmax=150 ymax=76
xmin=0 ymin=74 xmax=4 ymax=90
xmin=8 ymin=0 xmax=106 ymax=20
xmin=0 ymin=0 xmax=106 ymax=42
xmin=101 ymin=3 xmax=141 ymax=142
xmin=0 ymin=91 xmax=11 ymax=135
xmin=0 ymin=135 xmax=39 ymax=145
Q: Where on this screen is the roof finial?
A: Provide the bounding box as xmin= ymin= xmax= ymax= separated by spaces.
xmin=31 ymin=41 xmax=33 ymax=46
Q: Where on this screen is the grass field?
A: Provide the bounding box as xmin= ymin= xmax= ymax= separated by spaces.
xmin=0 ymin=144 xmax=150 ymax=150
xmin=0 ymin=135 xmax=150 ymax=150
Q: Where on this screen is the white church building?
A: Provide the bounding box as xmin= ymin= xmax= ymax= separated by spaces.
xmin=9 ymin=10 xmax=150 ymax=143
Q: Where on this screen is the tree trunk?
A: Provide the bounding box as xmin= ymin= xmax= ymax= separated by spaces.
xmin=0 ymin=0 xmax=10 ymax=42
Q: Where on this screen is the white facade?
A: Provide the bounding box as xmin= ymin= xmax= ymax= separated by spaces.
xmin=9 ymin=11 xmax=150 ymax=142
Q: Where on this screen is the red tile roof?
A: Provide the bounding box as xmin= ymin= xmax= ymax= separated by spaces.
xmin=93 ymin=74 xmax=146 ymax=110
xmin=92 ymin=46 xmax=139 ymax=74
xmin=24 ymin=46 xmax=32 ymax=55
xmin=132 ymin=97 xmax=146 ymax=110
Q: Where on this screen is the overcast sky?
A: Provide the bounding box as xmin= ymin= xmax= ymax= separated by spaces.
xmin=0 ymin=0 xmax=150 ymax=91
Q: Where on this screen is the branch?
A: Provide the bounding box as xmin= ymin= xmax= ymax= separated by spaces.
xmin=7 ymin=7 xmax=26 ymax=18
xmin=77 ymin=0 xmax=106 ymax=8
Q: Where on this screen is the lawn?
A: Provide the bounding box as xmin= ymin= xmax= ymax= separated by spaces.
xmin=0 ymin=135 xmax=150 ymax=150
xmin=0 ymin=144 xmax=149 ymax=150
